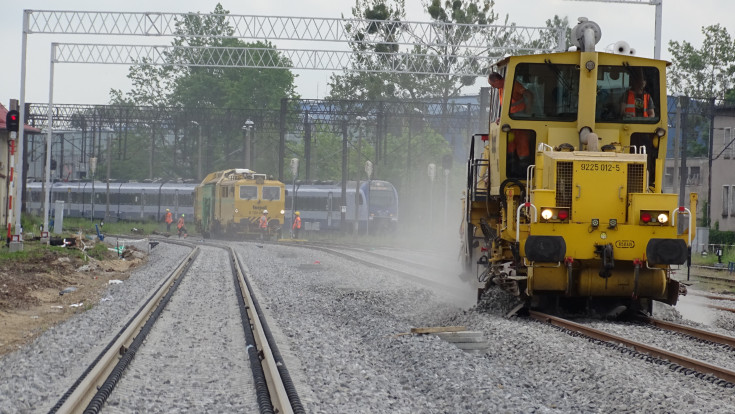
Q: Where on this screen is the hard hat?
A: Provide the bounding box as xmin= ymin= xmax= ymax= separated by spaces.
xmin=295 ymin=211 xmax=300 ymax=216
xmin=166 ymin=208 xmax=170 ymax=211
xmin=263 ymin=210 xmax=268 ymax=214
xmin=181 ymin=214 xmax=185 ymax=217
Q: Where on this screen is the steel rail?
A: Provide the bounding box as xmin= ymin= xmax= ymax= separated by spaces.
xmin=304 ymin=241 xmax=440 ymax=272
xmin=703 ymin=303 xmax=735 ymax=315
xmin=687 ymin=291 xmax=735 ymax=302
xmin=231 ymin=248 xmax=296 ymax=414
xmin=294 ymin=242 xmax=469 ymax=302
xmin=529 ymin=310 xmax=735 ymax=386
xmin=646 ymin=317 xmax=735 ymax=348
xmin=52 ymin=246 xmax=199 ymax=413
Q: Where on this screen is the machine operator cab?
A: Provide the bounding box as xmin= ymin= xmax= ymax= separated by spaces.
xmin=484 ymin=17 xmax=665 ymax=192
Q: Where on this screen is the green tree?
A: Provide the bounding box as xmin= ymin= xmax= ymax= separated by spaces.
xmin=328 ymin=0 xmax=408 ymax=100
xmin=108 ymin=3 xmax=299 ymax=180
xmin=168 ymin=4 xmax=298 ymax=110
xmin=527 ymin=15 xmax=571 ymax=52
xmin=668 ymin=24 xmax=735 ymax=100
xmin=328 ymin=0 xmax=507 ymax=101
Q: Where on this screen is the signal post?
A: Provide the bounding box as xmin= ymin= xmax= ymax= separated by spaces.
xmin=4 ymin=100 xmax=22 ymax=251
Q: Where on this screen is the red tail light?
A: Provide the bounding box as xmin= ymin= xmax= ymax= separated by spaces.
xmin=557 ymin=209 xmax=569 ymax=220
xmin=641 ymin=212 xmax=652 ymax=223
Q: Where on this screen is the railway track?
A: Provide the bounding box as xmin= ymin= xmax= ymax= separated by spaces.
xmin=49 ymin=241 xmax=304 ymax=413
xmin=680 ymin=290 xmax=735 ymax=315
xmin=683 ymin=265 xmax=735 ymax=291
xmin=529 ymin=311 xmax=735 ymax=387
xmin=291 ymin=241 xmax=473 ymax=304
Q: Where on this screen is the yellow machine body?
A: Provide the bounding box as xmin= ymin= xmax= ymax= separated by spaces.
xmin=463 ymin=21 xmax=697 ymax=310
xmin=195 ymin=169 xmax=286 ymax=239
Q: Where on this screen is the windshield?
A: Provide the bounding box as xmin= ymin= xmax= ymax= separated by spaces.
xmin=596 ymin=65 xmax=660 ymax=123
xmin=369 ymin=189 xmax=395 ymax=209
xmin=262 ymin=186 xmax=281 ymax=201
xmin=509 ymin=63 xmax=579 ymax=122
xmin=239 ymin=186 xmax=257 ymax=200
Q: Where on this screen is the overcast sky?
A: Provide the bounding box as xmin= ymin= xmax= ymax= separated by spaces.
xmin=0 ymin=0 xmax=732 ymax=106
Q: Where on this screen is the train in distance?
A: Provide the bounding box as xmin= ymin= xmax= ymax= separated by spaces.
xmin=26 ymin=177 xmax=399 ymax=235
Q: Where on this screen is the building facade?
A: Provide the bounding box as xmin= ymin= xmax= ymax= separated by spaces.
xmin=710 ymin=107 xmax=735 ymax=231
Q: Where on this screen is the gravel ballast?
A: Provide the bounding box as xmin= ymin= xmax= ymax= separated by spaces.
xmin=0 ymin=240 xmax=191 ymax=413
xmin=239 ymin=242 xmax=735 ymax=413
xmin=2 ymin=239 xmax=735 ymax=413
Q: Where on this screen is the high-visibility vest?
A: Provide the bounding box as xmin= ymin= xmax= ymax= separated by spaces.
xmin=293 ymin=216 xmax=301 ymax=230
xmin=507 ymin=131 xmax=531 ymax=158
xmin=177 ymin=217 xmax=184 ymax=229
xmin=259 ymin=215 xmax=268 ymax=228
xmin=624 ymin=90 xmax=650 ymax=117
xmin=500 ymin=81 xmax=527 ymax=114
xmin=165 ymin=212 xmax=173 ymax=224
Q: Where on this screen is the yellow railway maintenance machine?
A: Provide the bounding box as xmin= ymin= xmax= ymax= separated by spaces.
xmin=195 ymin=169 xmax=286 ymax=239
xmin=463 ymin=18 xmax=696 ymax=315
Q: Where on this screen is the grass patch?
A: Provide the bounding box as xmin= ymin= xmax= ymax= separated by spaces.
xmin=692 ymin=249 xmax=735 ymax=266
xmin=0 ymin=243 xmax=87 ymax=263
xmin=59 ymin=218 xmax=166 ymax=237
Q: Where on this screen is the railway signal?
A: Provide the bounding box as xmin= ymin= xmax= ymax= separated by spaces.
xmin=5 ymin=110 xmax=19 ymax=132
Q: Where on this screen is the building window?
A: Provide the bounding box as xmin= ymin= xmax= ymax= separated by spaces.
xmin=688 ymin=166 xmax=700 ymax=186
xmin=731 ymin=185 xmax=735 ymax=217
xmin=723 ymin=185 xmax=730 ymax=217
xmin=664 ymin=167 xmax=674 ymax=188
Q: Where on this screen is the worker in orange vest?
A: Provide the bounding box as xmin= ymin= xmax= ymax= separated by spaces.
xmin=259 ymin=210 xmax=269 ymax=240
xmin=177 ymin=214 xmax=188 ymax=238
xmin=621 ymin=77 xmax=655 ymax=118
xmin=488 ymin=72 xmax=534 ymax=177
xmin=292 ymin=211 xmax=301 ymax=239
xmin=164 ymin=209 xmax=173 ymax=232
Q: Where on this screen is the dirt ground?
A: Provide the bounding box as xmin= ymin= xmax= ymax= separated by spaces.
xmin=0 ymin=242 xmax=146 ymax=357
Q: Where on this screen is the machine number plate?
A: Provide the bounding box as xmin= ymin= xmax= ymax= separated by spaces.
xmin=580 ymin=162 xmax=620 ymax=172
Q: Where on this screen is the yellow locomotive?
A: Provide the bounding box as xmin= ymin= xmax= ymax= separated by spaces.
xmin=194 ymin=169 xmax=285 ymax=239
xmin=463 ymin=18 xmax=696 ymax=315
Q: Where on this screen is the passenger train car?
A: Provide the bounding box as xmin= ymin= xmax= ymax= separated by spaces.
xmin=25 ymin=176 xmax=399 ymax=238
xmin=285 ymin=180 xmax=399 ymax=233
xmin=194 ymin=169 xmax=285 ymax=239
xmin=26 ymin=180 xmax=195 ymax=221
xmin=462 ymin=18 xmax=696 ymax=315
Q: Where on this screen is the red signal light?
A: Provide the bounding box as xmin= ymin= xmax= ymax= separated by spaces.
xmin=641 ymin=212 xmax=652 ymax=223
xmin=5 ymin=110 xmax=19 ymax=132
xmin=558 ymin=209 xmax=569 ymax=220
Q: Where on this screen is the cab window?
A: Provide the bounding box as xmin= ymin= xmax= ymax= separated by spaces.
xmin=509 ymin=63 xmax=579 ymax=122
xmin=262 ymin=186 xmax=281 ymax=201
xmin=596 ymin=66 xmax=660 ymax=123
xmin=239 ymin=186 xmax=257 ymax=200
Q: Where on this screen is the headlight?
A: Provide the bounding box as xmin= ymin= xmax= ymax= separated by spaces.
xmin=540 ymin=207 xmax=570 ymax=222
xmin=541 ymin=209 xmax=553 ymax=220
xmin=280 ymin=210 xmax=285 ymax=215
xmin=640 ymin=210 xmax=668 ymax=225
